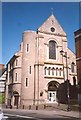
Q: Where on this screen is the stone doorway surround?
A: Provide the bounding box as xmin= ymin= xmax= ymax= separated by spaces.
xmin=47 ymin=81 xmax=59 ymax=103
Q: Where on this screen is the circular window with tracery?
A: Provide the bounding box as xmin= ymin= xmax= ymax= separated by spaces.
xmin=50 ymin=27 xmax=55 ymax=32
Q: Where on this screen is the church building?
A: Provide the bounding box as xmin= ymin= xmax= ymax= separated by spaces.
xmin=5 ymin=13 xmax=77 ymax=108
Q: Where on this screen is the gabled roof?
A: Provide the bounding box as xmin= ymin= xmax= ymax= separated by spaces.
xmin=38 ymin=14 xmax=66 ymax=37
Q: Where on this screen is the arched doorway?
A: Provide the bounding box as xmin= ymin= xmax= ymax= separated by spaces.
xmin=48 ymin=81 xmax=59 ymax=103
xmin=13 ymin=91 xmax=19 ymax=107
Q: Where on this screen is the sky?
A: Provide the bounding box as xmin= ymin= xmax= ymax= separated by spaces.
xmin=1 ymin=2 xmax=80 ymax=65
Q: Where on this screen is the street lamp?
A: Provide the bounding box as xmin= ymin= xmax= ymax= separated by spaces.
xmin=60 ymin=50 xmax=71 ymax=111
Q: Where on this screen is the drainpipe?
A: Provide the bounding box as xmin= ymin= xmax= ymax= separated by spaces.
xmin=37 ymin=29 xmax=39 ymax=105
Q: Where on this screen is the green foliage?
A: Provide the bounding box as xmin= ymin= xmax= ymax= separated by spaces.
xmin=57 ymin=81 xmax=68 ymax=104
xmin=0 ymin=93 xmax=5 ymax=104
xmin=56 ymin=81 xmax=78 ymax=104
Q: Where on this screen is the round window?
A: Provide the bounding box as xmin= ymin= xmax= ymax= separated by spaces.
xmin=51 ymin=27 xmax=55 ymax=32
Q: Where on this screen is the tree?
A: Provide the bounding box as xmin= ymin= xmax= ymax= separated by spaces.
xmin=56 ymin=81 xmax=78 ymax=104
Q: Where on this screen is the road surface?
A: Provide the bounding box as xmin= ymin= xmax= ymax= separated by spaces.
xmin=2 ymin=108 xmax=80 ymax=120
xmin=2 ymin=114 xmax=80 ymax=120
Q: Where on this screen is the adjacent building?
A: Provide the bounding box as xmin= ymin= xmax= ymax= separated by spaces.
xmin=5 ymin=14 xmax=77 ymax=108
xmin=74 ymin=28 xmax=81 ymax=99
xmin=0 ymin=64 xmax=6 ymax=104
xmin=0 ymin=64 xmax=6 ymax=93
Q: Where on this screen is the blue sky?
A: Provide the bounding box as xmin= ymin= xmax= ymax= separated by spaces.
xmin=2 ymin=2 xmax=79 ymax=65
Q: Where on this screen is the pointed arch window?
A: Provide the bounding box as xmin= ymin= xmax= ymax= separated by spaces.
xmin=49 ymin=40 xmax=56 ymax=60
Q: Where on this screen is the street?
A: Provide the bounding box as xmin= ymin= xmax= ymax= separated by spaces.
xmin=2 ymin=115 xmax=80 ymax=120
xmin=2 ymin=108 xmax=80 ymax=120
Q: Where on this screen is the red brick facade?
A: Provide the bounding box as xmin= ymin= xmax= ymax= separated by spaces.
xmin=74 ymin=28 xmax=81 ymax=93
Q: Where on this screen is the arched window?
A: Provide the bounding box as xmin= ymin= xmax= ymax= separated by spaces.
xmin=13 ymin=91 xmax=19 ymax=106
xmin=49 ymin=40 xmax=56 ymax=60
xmin=71 ymin=62 xmax=75 ymax=73
xmin=59 ymin=68 xmax=62 ymax=76
xmin=52 ymin=67 xmax=55 ymax=75
xmin=56 ymin=68 xmax=58 ymax=76
xmin=48 ymin=67 xmax=51 ymax=75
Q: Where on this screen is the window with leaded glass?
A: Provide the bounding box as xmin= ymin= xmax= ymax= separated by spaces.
xmin=49 ymin=40 xmax=56 ymax=60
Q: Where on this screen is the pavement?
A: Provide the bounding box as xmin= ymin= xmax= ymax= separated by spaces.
xmin=17 ymin=102 xmax=80 ymax=112
xmin=1 ymin=103 xmax=81 ymax=119
xmin=3 ymin=109 xmax=81 ymax=120
xmin=44 ymin=103 xmax=80 ymax=111
xmin=2 ymin=107 xmax=81 ymax=119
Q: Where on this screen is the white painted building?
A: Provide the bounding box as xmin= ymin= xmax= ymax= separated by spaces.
xmin=0 ymin=66 xmax=6 ymax=93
